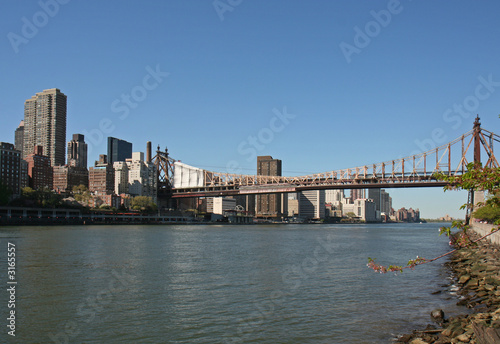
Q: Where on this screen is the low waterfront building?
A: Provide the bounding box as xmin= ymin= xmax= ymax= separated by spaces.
xmin=90 ymin=194 xmax=122 ymax=209
xmin=213 ymin=197 xmax=237 ymax=215
xmin=353 ymin=198 xmax=377 ymax=222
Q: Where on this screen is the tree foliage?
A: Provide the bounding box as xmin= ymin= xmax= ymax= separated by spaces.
xmin=19 ymin=186 xmax=63 ymax=207
xmin=131 ymin=196 xmax=157 ymax=213
xmin=473 ymin=201 xmax=500 ymax=223
xmin=0 ymin=181 xmax=12 ymax=206
xmin=72 ymin=184 xmax=91 ymax=204
xmin=345 ymin=212 xmax=357 ymax=218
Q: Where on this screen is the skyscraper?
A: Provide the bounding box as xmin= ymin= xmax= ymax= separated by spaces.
xmin=23 ymin=88 xmax=67 ymax=166
xmin=107 ymin=137 xmax=132 ymax=165
xmin=256 ymin=155 xmax=282 ymax=218
xmin=368 ymin=188 xmax=381 ymax=220
xmin=351 ymin=188 xmax=365 ymax=201
xmin=14 ymin=120 xmax=24 ymax=155
xmin=67 ymin=134 xmax=88 ymax=168
xmin=126 ymin=152 xmax=157 ymax=203
xmin=299 ymin=190 xmax=326 ymax=220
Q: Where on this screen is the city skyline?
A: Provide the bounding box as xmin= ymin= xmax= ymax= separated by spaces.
xmin=2 ymin=2 xmax=500 ymax=218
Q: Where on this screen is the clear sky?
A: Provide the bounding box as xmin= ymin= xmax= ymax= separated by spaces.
xmin=2 ymin=1 xmax=500 ymax=218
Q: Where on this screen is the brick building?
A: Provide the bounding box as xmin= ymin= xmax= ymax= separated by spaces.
xmin=53 ymin=165 xmax=89 ymax=194
xmin=25 ymin=146 xmax=52 ymax=190
xmin=89 ymin=155 xmax=115 ymax=195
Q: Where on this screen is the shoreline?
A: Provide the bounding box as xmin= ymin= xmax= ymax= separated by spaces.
xmin=395 ymin=228 xmax=500 ymax=344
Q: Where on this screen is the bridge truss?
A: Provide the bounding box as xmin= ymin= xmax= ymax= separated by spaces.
xmin=166 ymin=117 xmax=499 ymax=198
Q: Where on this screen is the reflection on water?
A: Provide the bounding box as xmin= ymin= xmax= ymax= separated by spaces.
xmin=0 ymin=223 xmax=463 ymax=343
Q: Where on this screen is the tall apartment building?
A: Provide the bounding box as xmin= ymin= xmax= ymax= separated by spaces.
xmin=107 ymin=137 xmax=132 ymax=165
xmin=368 ymin=188 xmax=382 ymax=220
xmin=20 ymin=160 xmax=28 ymax=189
xmin=113 ymin=161 xmax=129 ymax=195
xmin=299 ymin=190 xmax=325 ymax=220
xmin=126 ymin=152 xmax=157 ymax=203
xmin=351 ymin=189 xmax=365 ymax=201
xmin=0 ymin=142 xmax=22 ymax=197
xmin=395 ymin=208 xmax=420 ymax=222
xmin=325 ymin=190 xmax=344 ymax=206
xmin=89 ymin=155 xmax=114 ymax=195
xmin=25 ymin=146 xmax=53 ymax=190
xmin=256 ymin=155 xmax=282 ymax=218
xmin=23 ymin=88 xmax=67 ymax=166
xmin=67 ymin=134 xmax=88 ymax=168
xmin=14 ymin=121 xmax=24 ymax=154
xmin=380 ymin=189 xmax=392 ymax=215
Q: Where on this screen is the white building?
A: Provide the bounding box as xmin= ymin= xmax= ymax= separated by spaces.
xmin=113 ymin=161 xmax=129 ymax=195
xmin=341 ymin=197 xmax=355 ymax=217
xmin=354 ymin=198 xmax=377 ymax=222
xmin=325 ymin=190 xmax=344 ymax=207
xmin=125 ymin=152 xmax=157 ymax=203
xmin=213 ymin=197 xmax=237 ymax=215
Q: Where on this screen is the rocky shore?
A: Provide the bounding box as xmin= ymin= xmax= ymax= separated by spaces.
xmin=395 ymin=231 xmax=500 ymax=344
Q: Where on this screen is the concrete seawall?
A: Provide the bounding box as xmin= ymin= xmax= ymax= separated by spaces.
xmin=471 ymin=221 xmax=500 ymax=246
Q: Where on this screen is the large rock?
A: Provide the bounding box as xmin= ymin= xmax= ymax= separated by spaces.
xmin=430 ymin=309 xmax=445 ymax=325
xmin=409 ymin=338 xmax=429 ymax=344
xmin=459 ymin=274 xmax=471 ymax=284
xmin=473 ymin=321 xmax=500 ymax=344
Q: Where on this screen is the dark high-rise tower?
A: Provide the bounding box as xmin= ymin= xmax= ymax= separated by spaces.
xmin=23 ymin=88 xmax=67 ymax=166
xmin=14 ymin=120 xmax=24 ymax=155
xmin=67 ymin=134 xmax=88 ymax=168
xmin=107 ymin=137 xmax=132 ymax=165
xmin=256 ymin=155 xmax=282 ymax=218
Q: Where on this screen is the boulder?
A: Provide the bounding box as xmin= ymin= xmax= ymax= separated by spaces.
xmin=431 ymin=309 xmax=446 ymax=325
xmin=459 ymin=275 xmax=471 ymax=284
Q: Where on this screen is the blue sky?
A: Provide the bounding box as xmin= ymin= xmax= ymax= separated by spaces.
xmin=2 ymin=1 xmax=500 ymax=218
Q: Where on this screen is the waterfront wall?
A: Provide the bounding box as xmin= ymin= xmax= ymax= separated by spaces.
xmin=0 ymin=206 xmax=193 ymax=225
xmin=471 ymin=221 xmax=500 ymax=246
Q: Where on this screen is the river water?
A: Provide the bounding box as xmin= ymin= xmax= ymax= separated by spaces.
xmin=0 ymin=223 xmax=465 ymax=343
